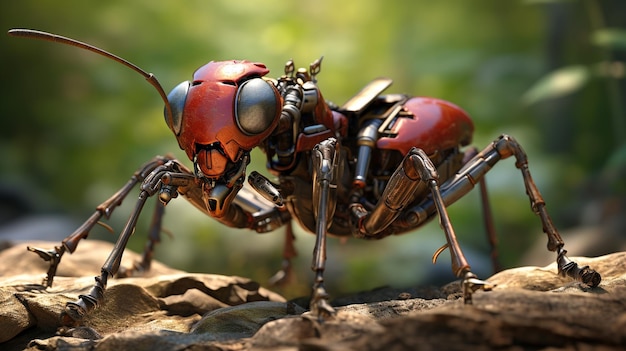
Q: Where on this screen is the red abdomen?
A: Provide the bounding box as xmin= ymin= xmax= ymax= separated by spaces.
xmin=377 ymin=97 xmax=474 ymax=155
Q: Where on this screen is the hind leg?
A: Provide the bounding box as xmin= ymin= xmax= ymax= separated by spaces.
xmin=407 ymin=135 xmax=601 ymax=288
xmin=350 ymin=147 xmax=494 ymax=303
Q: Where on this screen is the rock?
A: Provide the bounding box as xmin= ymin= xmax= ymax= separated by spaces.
xmin=0 ymin=289 xmax=33 ymax=344
xmin=190 ymin=301 xmax=306 ymax=340
xmin=1 ymin=240 xmax=625 ymax=351
xmin=0 ymin=240 xmax=183 ymax=279
xmin=0 ymin=240 xmax=285 ymax=350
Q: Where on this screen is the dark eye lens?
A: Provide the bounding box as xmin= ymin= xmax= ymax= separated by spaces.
xmin=165 ymin=81 xmax=190 ymax=135
xmin=235 ymin=78 xmax=278 ymax=135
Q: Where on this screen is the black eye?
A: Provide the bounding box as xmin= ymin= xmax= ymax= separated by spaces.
xmin=235 ymin=78 xmax=278 ymax=135
xmin=165 ymin=81 xmax=190 ymax=135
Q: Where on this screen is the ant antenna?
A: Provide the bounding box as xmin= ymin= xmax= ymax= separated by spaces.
xmin=7 ymin=28 xmax=174 ymax=127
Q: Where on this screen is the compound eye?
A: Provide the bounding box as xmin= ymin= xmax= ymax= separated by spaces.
xmin=235 ymin=78 xmax=279 ymax=135
xmin=165 ymin=80 xmax=190 ymax=135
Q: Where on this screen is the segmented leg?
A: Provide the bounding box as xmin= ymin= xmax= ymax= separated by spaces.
xmin=491 ymin=135 xmax=600 ymax=287
xmin=309 ymin=138 xmax=339 ymax=319
xmin=268 ymin=221 xmax=297 ymax=286
xmin=406 ymin=135 xmax=601 ymax=289
xmin=28 ymin=156 xmax=173 ymax=287
xmin=351 ymin=148 xmax=493 ymax=303
xmin=462 ymin=147 xmax=501 ymax=273
xmin=117 ymin=199 xmax=166 ymax=277
xmin=60 ymin=159 xmax=197 ymax=326
xmin=478 ymin=178 xmax=502 ymax=273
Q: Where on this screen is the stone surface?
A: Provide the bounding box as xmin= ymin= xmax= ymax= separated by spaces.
xmin=1 ymin=240 xmax=625 ymax=350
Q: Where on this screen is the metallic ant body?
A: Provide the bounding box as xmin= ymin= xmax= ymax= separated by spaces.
xmin=9 ymin=29 xmax=601 ymax=325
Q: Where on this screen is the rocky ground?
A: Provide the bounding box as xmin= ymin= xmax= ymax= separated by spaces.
xmin=0 ymin=240 xmax=625 ymax=351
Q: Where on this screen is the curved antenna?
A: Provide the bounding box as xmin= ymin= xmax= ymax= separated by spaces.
xmin=7 ymin=28 xmax=174 ymax=125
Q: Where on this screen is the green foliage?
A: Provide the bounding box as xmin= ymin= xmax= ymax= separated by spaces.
xmin=523 ymin=65 xmax=591 ymax=105
xmin=592 ymin=28 xmax=626 ymax=50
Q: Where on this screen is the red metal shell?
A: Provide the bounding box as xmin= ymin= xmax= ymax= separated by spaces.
xmin=176 ymin=60 xmax=281 ymax=163
xmin=377 ymin=97 xmax=474 ymax=155
xmin=313 ymin=89 xmax=335 ymax=130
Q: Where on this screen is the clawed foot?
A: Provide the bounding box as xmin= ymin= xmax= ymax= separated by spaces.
xmin=462 ymin=271 xmax=496 ymax=304
xmin=557 ymin=249 xmax=602 ymax=288
xmin=309 ymin=285 xmax=335 ymax=321
xmin=61 ymin=302 xmax=87 ymax=327
xmin=60 ymin=291 xmax=101 ymax=327
xmin=27 ymin=245 xmax=65 ymax=287
xmin=577 ymin=266 xmax=601 ymax=288
xmin=59 ymin=273 xmax=107 ymax=327
xmin=268 ymin=259 xmax=292 ymax=286
xmin=268 ymin=269 xmax=288 ymax=286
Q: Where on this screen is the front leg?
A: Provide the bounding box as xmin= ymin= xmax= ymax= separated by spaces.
xmin=61 ymin=160 xmax=195 ymax=326
xmin=309 ymin=138 xmax=340 ymax=319
xmin=27 ymin=156 xmax=174 ymax=287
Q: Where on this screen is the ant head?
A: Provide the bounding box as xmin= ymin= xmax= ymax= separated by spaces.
xmin=165 ymin=60 xmax=281 ymax=183
xmin=8 ymin=29 xmax=282 ymax=189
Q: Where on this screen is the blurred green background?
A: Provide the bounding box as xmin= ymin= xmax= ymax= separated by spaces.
xmin=1 ymin=0 xmax=624 ymax=299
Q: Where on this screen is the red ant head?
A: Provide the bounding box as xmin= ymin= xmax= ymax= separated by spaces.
xmin=165 ymin=60 xmax=281 ymax=185
xmin=7 ymin=31 xmax=281 ymax=215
